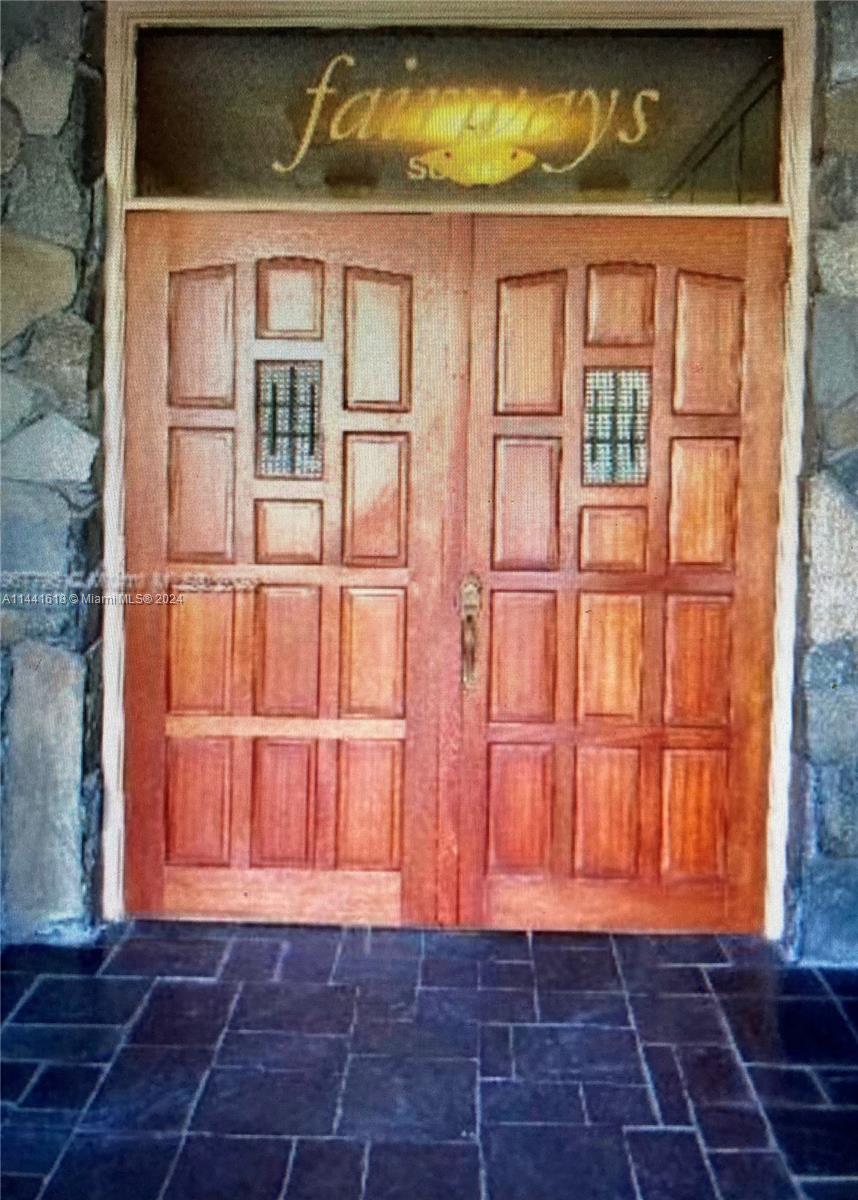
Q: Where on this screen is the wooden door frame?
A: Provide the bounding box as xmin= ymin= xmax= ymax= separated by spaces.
xmin=101 ymin=0 xmax=814 ymax=937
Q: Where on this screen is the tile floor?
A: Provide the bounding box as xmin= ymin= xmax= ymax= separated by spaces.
xmin=2 ymin=924 xmax=857 ymax=1199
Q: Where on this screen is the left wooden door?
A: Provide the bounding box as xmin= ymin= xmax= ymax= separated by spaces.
xmin=123 ymin=212 xmax=460 ymax=924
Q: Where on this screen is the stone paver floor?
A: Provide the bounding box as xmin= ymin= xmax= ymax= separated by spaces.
xmin=2 ymin=924 xmax=858 ymax=1199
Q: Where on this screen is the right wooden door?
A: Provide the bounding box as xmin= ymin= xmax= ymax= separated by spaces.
xmin=457 ymin=217 xmax=786 ymax=932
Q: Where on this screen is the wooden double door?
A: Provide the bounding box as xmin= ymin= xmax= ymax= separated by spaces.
xmin=124 ymin=212 xmax=785 ymax=932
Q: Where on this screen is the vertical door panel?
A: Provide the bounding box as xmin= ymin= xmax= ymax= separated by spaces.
xmin=488 ymin=743 xmax=554 ymax=872
xmin=254 ymin=586 xmax=321 ymax=717
xmin=251 ymin=739 xmax=315 ymax=867
xmin=337 ymin=740 xmax=403 ymax=869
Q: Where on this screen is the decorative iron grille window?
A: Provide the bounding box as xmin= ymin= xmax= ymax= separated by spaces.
xmin=583 ymin=369 xmax=651 ymax=485
xmin=256 ymin=361 xmax=323 ymax=478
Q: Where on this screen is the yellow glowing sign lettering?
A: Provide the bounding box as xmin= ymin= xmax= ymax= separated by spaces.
xmin=273 ymin=53 xmax=661 ymax=187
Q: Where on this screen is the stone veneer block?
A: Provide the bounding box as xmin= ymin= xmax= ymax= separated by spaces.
xmin=0 ymin=231 xmax=76 ymax=345
xmin=1 ymin=43 xmax=75 ymax=135
xmin=0 ymin=481 xmax=72 ymax=576
xmin=830 ymin=0 xmax=858 ymax=87
xmin=16 ymin=311 xmax=94 ymax=406
xmin=807 ymin=475 xmax=858 ymax=644
xmin=1 ymin=413 xmax=98 ymax=484
xmin=815 ymin=223 xmax=858 ymax=298
xmin=811 ymin=297 xmax=858 ymax=412
xmin=2 ymin=641 xmax=87 ymax=939
xmin=802 ymin=859 xmax=858 ymax=962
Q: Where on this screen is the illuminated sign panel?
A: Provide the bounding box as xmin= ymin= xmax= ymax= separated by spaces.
xmin=136 ymin=28 xmax=782 ymax=203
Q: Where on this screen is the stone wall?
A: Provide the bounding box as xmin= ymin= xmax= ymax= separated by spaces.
xmin=1 ymin=2 xmax=105 ymax=940
xmin=788 ymin=1 xmax=858 ymax=962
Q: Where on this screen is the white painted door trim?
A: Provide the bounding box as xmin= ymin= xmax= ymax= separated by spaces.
xmin=101 ymin=0 xmax=815 ymax=937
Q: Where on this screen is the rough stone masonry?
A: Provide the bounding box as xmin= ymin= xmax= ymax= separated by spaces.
xmin=788 ymin=1 xmax=858 ymax=962
xmin=1 ymin=1 xmax=105 ymax=940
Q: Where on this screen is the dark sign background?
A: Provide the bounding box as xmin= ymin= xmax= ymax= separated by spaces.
xmin=136 ymin=26 xmax=782 ymax=203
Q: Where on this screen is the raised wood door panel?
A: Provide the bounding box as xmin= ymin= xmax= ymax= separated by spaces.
xmin=459 ymin=217 xmax=786 ymax=934
xmin=124 ymin=212 xmax=460 ymax=925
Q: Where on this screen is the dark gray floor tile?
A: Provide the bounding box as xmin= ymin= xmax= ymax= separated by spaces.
xmin=338 ymin=1055 xmax=476 ymax=1141
xmin=630 ymin=995 xmax=727 ymax=1044
xmin=843 ymin=999 xmax=858 ymax=1035
xmin=232 ymin=982 xmax=354 ymax=1034
xmin=1 ymin=1060 xmax=40 ymax=1102
xmin=40 ymin=1133 xmax=180 ymax=1200
xmin=1 ymin=1024 xmax=121 ymax=1063
xmin=623 ymin=966 xmax=708 ymax=995
xmin=278 ymin=946 xmax=339 ymax=983
xmin=217 ymin=1030 xmax=347 ymax=1073
xmin=13 ymin=977 xmax=149 ymax=1026
xmin=421 ymin=956 xmax=478 ymax=988
xmin=616 ymin=935 xmax=726 ymax=971
xmin=102 ymin=938 xmax=225 ymax=978
xmin=2 ymin=1106 xmax=79 ymax=1129
xmin=480 ymin=960 xmax=534 ymax=990
xmin=696 ymin=1103 xmax=769 ymax=1149
xmin=278 ymin=927 xmax=342 ymax=952
xmin=128 ymin=920 xmax=238 ymax=940
xmin=1 ymin=974 xmax=34 ymax=1020
xmin=352 ymin=1017 xmax=477 ymax=1058
xmin=191 ymin=1067 xmax=338 ymax=1135
xmin=287 ymin=1139 xmax=364 ymax=1200
xmin=534 ymin=949 xmax=621 ymax=992
xmin=3 ymin=1102 xmax=83 ymax=1128
xmin=627 ymin=1128 xmax=718 ymax=1200
xmin=481 ymin=1079 xmax=584 ymax=1125
xmin=341 ymin=928 xmax=422 ymax=959
xmin=816 ymin=1068 xmax=858 ymax=1104
xmin=365 ymin=1142 xmax=480 ymax=1200
xmin=0 ymin=1176 xmax=43 ymax=1200
xmin=750 ymin=1065 xmax=827 ymax=1106
xmin=485 ymin=1124 xmax=636 ymax=1200
xmin=721 ymin=997 xmax=858 ymax=1065
xmin=532 ymin=933 xmax=612 ymax=952
xmin=583 ymin=1083 xmax=656 ymax=1125
xmin=1 ymin=945 xmax=107 ymax=976
xmin=219 ymin=939 xmax=281 ymax=981
xmin=676 ymin=1045 xmax=753 ymax=1105
xmin=0 ymin=1123 xmax=71 ymax=1175
xmin=129 ymin=980 xmax=237 ymax=1046
xmin=514 ymin=1025 xmax=642 ymax=1083
xmin=81 ymin=1046 xmax=210 ymax=1132
xmin=538 ymin=991 xmax=629 ymax=1026
xmin=647 ymin=936 xmax=728 ymax=965
xmin=708 ymin=1151 xmax=798 ymax=1200
xmin=707 ymin=967 xmax=827 ymax=998
xmin=480 ymin=1024 xmax=512 ymax=1078
xmin=719 ymin=937 xmax=785 ymax=967
xmin=355 ymin=982 xmax=416 ymax=1021
xmin=801 ymin=1183 xmax=858 ymax=1200
xmin=820 ymin=969 xmax=858 ymax=999
xmin=643 ymin=1045 xmax=692 ymax=1125
xmin=333 ymin=957 xmax=419 ymax=986
xmin=163 ymin=1134 xmax=292 ymax=1200
xmin=768 ymin=1105 xmax=858 ymax=1175
xmin=19 ymin=1064 xmax=102 ymax=1110
xmin=417 ymin=986 xmax=535 ymax=1024
xmin=423 ymin=931 xmax=530 ymax=961
xmin=278 ymin=928 xmax=341 ymax=977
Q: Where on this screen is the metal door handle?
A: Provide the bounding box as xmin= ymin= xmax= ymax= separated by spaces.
xmin=459 ymin=574 xmax=482 ymax=689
